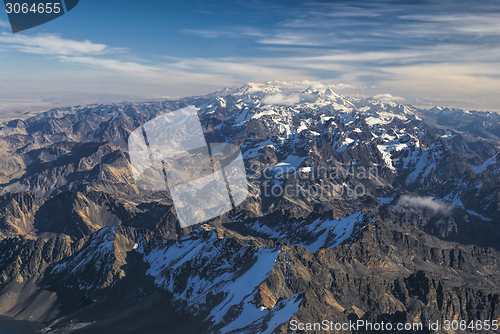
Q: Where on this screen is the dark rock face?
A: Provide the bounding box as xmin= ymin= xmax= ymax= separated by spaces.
xmin=0 ymin=83 xmax=498 ymax=333
xmin=0 ymin=192 xmax=44 ymax=236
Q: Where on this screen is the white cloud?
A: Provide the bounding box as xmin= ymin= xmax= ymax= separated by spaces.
xmin=0 ymin=20 xmax=10 ymax=29
xmin=165 ymin=57 xmax=312 ymax=83
xmin=306 ymin=82 xmax=325 ymax=90
xmin=400 ymin=13 xmax=500 ymax=36
xmin=372 ymin=94 xmax=405 ymax=102
xmin=0 ymin=33 xmax=111 ymax=56
xmin=183 ymin=27 xmax=265 ymax=39
xmin=262 ymin=93 xmax=301 ymax=106
xmin=333 ymin=83 xmax=354 ymax=89
xmin=397 ymin=195 xmax=450 ymax=213
xmin=0 ymin=33 xmax=158 ymax=77
xmin=182 ymin=29 xmax=240 ymax=39
xmin=58 ymin=56 xmax=159 ymax=75
xmin=258 ymin=33 xmax=325 ymax=46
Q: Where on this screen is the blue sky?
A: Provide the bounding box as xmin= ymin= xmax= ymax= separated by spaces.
xmin=1 ymin=0 xmax=500 ymax=110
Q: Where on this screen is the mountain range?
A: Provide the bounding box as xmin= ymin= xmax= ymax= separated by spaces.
xmin=0 ymin=81 xmax=498 ymax=333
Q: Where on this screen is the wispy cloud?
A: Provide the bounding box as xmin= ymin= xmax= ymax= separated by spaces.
xmin=372 ymin=94 xmax=405 ymax=102
xmin=400 ymin=13 xmax=500 ymax=36
xmin=0 ymin=33 xmax=111 ymax=55
xmin=180 ymin=5 xmax=500 ymax=67
xmin=262 ymin=93 xmax=300 ymax=106
xmin=182 ymin=29 xmax=240 ymax=39
xmin=258 ymin=32 xmax=326 ymax=46
xmin=0 ymin=33 xmax=158 ymax=77
xmin=182 ymin=27 xmax=265 ymax=39
xmin=58 ymin=56 xmax=160 ymax=75
xmin=397 ymin=195 xmax=451 ymax=213
xmin=0 ymin=20 xmax=10 ymax=29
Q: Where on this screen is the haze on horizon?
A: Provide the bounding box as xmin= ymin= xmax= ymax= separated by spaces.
xmin=1 ymin=0 xmax=500 ymax=112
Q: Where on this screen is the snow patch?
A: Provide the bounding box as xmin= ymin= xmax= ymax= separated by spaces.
xmin=378 ymin=197 xmax=394 ymax=204
xmin=473 ymin=153 xmax=498 ymax=174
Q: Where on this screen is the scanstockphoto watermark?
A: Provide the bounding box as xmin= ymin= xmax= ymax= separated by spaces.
xmin=248 ymin=163 xmax=378 ymax=200
xmin=290 ymin=319 xmax=499 ymax=332
xmin=290 ymin=319 xmax=424 ymax=332
xmin=249 ymin=164 xmax=379 ymax=182
xmin=261 ymin=180 xmax=367 ymax=200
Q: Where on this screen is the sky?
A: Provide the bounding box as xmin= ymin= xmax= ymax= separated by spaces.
xmin=1 ymin=0 xmax=500 ymax=111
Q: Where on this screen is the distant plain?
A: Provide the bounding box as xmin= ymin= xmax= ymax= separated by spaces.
xmin=0 ymin=92 xmax=154 ymax=121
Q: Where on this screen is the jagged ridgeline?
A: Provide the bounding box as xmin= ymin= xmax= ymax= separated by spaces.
xmin=0 ymin=82 xmax=499 ymax=333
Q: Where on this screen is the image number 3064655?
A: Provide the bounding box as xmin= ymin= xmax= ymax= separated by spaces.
xmin=3 ymin=0 xmax=79 ymax=32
